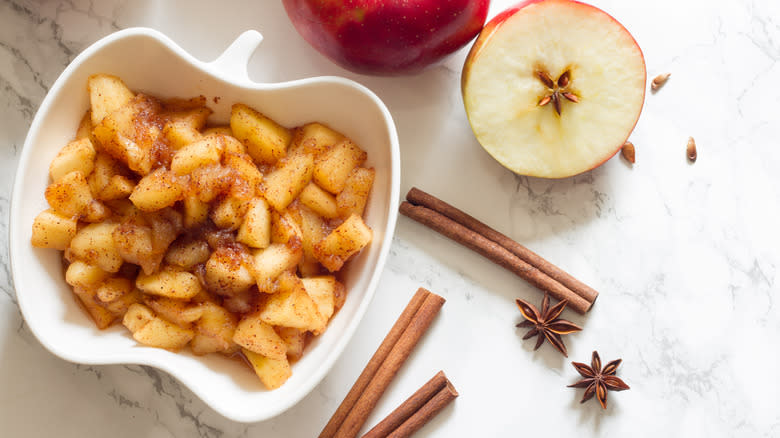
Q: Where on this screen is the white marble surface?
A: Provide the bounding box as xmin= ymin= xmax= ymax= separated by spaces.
xmin=2 ymin=0 xmax=779 ymax=436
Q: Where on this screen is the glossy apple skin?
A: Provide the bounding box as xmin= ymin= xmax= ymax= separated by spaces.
xmin=462 ymin=0 xmax=646 ymax=176
xmin=283 ymin=0 xmax=490 ymax=75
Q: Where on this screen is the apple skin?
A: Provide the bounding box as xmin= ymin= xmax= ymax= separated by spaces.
xmin=283 ymin=0 xmax=490 ymax=75
xmin=462 ymin=0 xmax=646 ymax=177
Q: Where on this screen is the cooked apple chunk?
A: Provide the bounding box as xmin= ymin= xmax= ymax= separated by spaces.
xmin=236 ymin=198 xmax=272 ymax=249
xmin=230 ymin=103 xmax=291 ymax=165
xmin=129 ymin=168 xmax=184 ymax=211
xmin=252 ymin=242 xmax=303 ymax=293
xmin=87 ymin=74 xmax=134 ymax=125
xmin=258 ymin=272 xmax=324 ymax=333
xmin=123 ymin=303 xmax=194 ymax=350
xmin=45 ymin=170 xmax=94 ymax=217
xmin=313 ymin=140 xmax=366 ymax=194
xmin=136 ymin=267 xmax=203 ymax=299
xmin=261 ymin=153 xmax=314 ymax=211
xmin=313 ymin=214 xmax=372 ymax=272
xmin=49 ymin=138 xmax=96 ymax=182
xmin=31 ymin=209 xmax=78 ymax=250
xmin=337 ymin=167 xmax=375 ymax=218
xmin=233 ymin=313 xmax=287 ymax=360
xmin=289 ymin=122 xmax=345 ymax=157
xmin=242 ymin=349 xmax=292 ymax=390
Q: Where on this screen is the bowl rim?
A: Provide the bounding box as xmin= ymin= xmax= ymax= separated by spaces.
xmin=8 ymin=27 xmax=401 ymax=423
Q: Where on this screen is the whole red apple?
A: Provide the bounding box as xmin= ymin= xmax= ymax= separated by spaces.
xmin=283 ymin=0 xmax=490 ymax=75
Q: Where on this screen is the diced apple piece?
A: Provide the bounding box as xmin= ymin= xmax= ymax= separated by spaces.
xmin=223 ymin=152 xmax=263 ymax=194
xmin=221 ymin=134 xmax=247 ymax=155
xmin=49 ymin=138 xmax=96 ymax=182
xmin=230 ymin=103 xmax=291 ymax=165
xmin=191 ymin=302 xmax=238 ymax=355
xmin=258 ymin=272 xmax=324 ymax=333
xmin=261 ymin=153 xmax=314 ymax=211
xmin=182 ymin=192 xmax=209 ymax=228
xmin=237 ymin=198 xmax=272 ymax=249
xmin=73 ymin=286 xmax=116 ymax=329
xmin=233 ymin=313 xmax=287 ymax=360
xmin=69 ymin=222 xmax=124 ymax=272
xmin=210 ymin=195 xmax=251 ymax=231
xmin=129 ymin=168 xmax=184 ymax=211
xmin=163 ymin=107 xmax=212 ymax=150
xmin=204 ymin=247 xmax=255 ymax=296
xmin=123 ymin=304 xmax=194 ymax=350
xmin=91 ymin=94 xmax=162 ymax=175
xmin=242 ymin=349 xmax=292 ymax=390
xmin=88 ymin=74 xmax=134 ymax=125
xmin=270 ymin=209 xmax=303 ymax=245
xmin=82 ymin=200 xmax=111 ymax=223
xmin=122 ymin=302 xmax=155 ymax=333
xmin=98 ymin=175 xmax=135 ymax=201
xmin=171 ymin=136 xmax=224 ymax=175
xmin=45 ymin=170 xmax=93 ymax=217
xmin=302 ymin=276 xmax=341 ymax=324
xmin=136 ymin=267 xmax=203 ymax=299
xmin=65 ymin=261 xmax=109 ymax=289
xmin=88 ymin=152 xmax=130 ymax=199
xmin=189 ymin=164 xmax=233 ymax=203
xmin=252 ymin=242 xmax=303 ymax=292
xmin=165 ymin=239 xmax=211 ymax=269
xmin=297 ymin=205 xmax=327 ymax=277
xmin=275 ymin=326 xmax=306 ymax=361
xmin=337 ymin=167 xmax=375 ymax=218
xmin=289 ymin=122 xmax=345 ymax=157
xmin=31 ymin=209 xmax=78 ymax=250
xmin=299 ymin=182 xmax=339 ymax=218
xmin=313 ymin=214 xmax=372 ymax=272
xmin=144 ymin=296 xmax=204 ymax=327
xmin=95 ymin=277 xmax=134 ymax=303
xmin=313 ymin=140 xmax=366 ymax=194
xmin=101 ymin=287 xmax=142 ymax=318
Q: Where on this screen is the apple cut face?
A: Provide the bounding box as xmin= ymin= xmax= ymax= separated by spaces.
xmin=462 ymin=0 xmax=646 ymax=178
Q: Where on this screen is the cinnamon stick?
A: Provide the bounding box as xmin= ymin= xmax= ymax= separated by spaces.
xmin=400 ymin=202 xmax=591 ymax=314
xmin=320 ymin=288 xmax=431 ymax=438
xmin=385 ymin=382 xmax=458 ymax=438
xmin=362 ymin=371 xmax=455 ymax=438
xmin=407 ymin=187 xmax=598 ymax=304
xmin=326 ymin=290 xmax=446 ymax=438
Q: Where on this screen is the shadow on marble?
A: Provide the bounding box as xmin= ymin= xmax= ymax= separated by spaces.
xmin=567 ymin=384 xmax=628 ymax=433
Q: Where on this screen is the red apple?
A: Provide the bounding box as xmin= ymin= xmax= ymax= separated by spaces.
xmin=283 ymin=0 xmax=490 ymax=75
xmin=462 ymin=0 xmax=646 ymax=178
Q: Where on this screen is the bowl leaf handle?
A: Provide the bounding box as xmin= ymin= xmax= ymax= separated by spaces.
xmin=204 ymin=30 xmax=263 ymax=86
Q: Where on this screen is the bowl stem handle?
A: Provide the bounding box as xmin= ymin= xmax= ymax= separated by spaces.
xmin=205 ymin=30 xmax=263 ymax=85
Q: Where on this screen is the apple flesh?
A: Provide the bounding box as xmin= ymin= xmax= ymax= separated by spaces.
xmin=283 ymin=0 xmax=490 ymax=75
xmin=462 ymin=0 xmax=646 ymax=178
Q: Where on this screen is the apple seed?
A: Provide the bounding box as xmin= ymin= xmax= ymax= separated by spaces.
xmin=535 ymin=69 xmax=579 ymax=116
xmin=687 ymin=137 xmax=697 ymax=162
xmin=651 ymin=73 xmax=671 ymax=91
xmin=621 ymin=141 xmax=636 ymax=164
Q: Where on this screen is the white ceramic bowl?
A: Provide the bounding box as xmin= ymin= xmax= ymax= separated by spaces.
xmin=9 ymin=28 xmax=400 ymax=423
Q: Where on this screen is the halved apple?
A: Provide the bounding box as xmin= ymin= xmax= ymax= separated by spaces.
xmin=462 ymin=0 xmax=646 ymax=178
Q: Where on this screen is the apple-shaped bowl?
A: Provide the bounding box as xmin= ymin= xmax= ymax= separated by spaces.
xmin=8 ymin=27 xmax=400 ymax=423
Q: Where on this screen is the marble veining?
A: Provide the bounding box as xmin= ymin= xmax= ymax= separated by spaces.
xmin=2 ymin=0 xmax=779 ymax=436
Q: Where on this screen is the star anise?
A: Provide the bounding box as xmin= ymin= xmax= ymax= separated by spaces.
xmin=568 ymin=351 xmax=630 ymax=409
xmin=515 ymin=293 xmax=582 ymax=357
xmin=535 ymin=69 xmax=580 ymax=116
